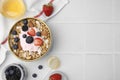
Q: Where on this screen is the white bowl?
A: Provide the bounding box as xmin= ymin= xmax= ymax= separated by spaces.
xmin=45 ymin=71 xmax=68 ymax=80
xmin=2 ymin=63 xmax=27 ymax=80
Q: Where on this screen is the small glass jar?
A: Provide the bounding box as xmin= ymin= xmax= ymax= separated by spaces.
xmin=0 ymin=0 xmax=26 ymax=19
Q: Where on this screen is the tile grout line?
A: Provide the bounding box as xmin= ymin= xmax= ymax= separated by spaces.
xmin=52 ymin=52 xmax=120 ymax=55
xmin=112 ymin=53 xmax=116 ymax=80
xmin=47 ymin=21 xmax=120 ymax=24
xmin=82 ymin=54 xmax=86 ymax=80
xmin=112 ymin=0 xmax=116 ymax=79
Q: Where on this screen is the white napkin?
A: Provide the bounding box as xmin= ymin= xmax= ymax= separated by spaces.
xmin=27 ymin=0 xmax=69 ymax=21
xmin=0 ymin=0 xmax=69 ymax=65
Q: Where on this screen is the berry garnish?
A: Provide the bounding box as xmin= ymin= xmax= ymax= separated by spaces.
xmin=9 ymin=70 xmax=14 ymax=75
xmin=43 ymin=3 xmax=54 ymax=16
xmin=22 ymin=34 xmax=27 ymax=38
xmin=38 ymin=65 xmax=43 ymax=70
xmin=32 ymin=73 xmax=37 ymax=78
xmin=14 ymin=37 xmax=19 ymax=42
xmin=12 ymin=44 xmax=18 ymax=49
xmin=12 ymin=30 xmax=17 ymax=35
xmin=22 ymin=25 xmax=28 ymax=31
xmin=34 ymin=38 xmax=43 ymax=46
xmin=26 ymin=36 xmax=34 ymax=44
xmin=23 ymin=19 xmax=28 ymax=25
xmin=36 ymin=32 xmax=41 ymax=36
xmin=50 ymin=73 xmax=62 ymax=80
xmin=27 ymin=28 xmax=35 ymax=36
xmin=5 ymin=71 xmax=9 ymax=76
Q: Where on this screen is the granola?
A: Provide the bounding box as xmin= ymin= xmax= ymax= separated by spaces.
xmin=8 ymin=18 xmax=51 ymax=61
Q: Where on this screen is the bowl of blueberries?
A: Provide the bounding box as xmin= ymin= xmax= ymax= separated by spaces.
xmin=2 ymin=63 xmax=27 ymax=80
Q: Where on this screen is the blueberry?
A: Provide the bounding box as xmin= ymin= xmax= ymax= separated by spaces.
xmin=32 ymin=73 xmax=37 ymax=78
xmin=12 ymin=44 xmax=18 ymax=49
xmin=23 ymin=19 xmax=28 ymax=25
xmin=22 ymin=34 xmax=27 ymax=38
xmin=12 ymin=30 xmax=17 ymax=35
xmin=5 ymin=71 xmax=9 ymax=76
xmin=38 ymin=65 xmax=43 ymax=70
xmin=36 ymin=32 xmax=41 ymax=36
xmin=26 ymin=36 xmax=34 ymax=44
xmin=14 ymin=37 xmax=19 ymax=42
xmin=22 ymin=25 xmax=28 ymax=31
xmin=16 ymin=70 xmax=21 ymax=77
xmin=9 ymin=70 xmax=14 ymax=75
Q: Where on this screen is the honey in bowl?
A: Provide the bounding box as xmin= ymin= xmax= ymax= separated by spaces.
xmin=0 ymin=0 xmax=26 ymax=18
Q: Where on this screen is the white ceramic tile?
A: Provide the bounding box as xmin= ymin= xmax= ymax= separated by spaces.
xmin=112 ymin=0 xmax=120 ymax=22
xmin=58 ymin=54 xmax=83 ymax=80
xmin=47 ymin=23 xmax=85 ymax=54
xmin=46 ymin=23 xmax=120 ymax=54
xmin=84 ymin=24 xmax=114 ymax=53
xmin=85 ymin=55 xmax=113 ymax=80
xmin=49 ymin=0 xmax=114 ymax=23
xmin=112 ymin=24 xmax=120 ymax=52
xmin=85 ymin=0 xmax=112 ymax=22
xmin=114 ymin=54 xmax=120 ymax=80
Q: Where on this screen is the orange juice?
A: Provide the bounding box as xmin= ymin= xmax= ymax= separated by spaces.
xmin=0 ymin=0 xmax=26 ymax=19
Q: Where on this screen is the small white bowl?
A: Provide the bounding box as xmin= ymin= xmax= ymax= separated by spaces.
xmin=45 ymin=71 xmax=68 ymax=80
xmin=2 ymin=63 xmax=27 ymax=80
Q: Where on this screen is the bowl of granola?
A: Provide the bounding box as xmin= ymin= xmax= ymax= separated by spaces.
xmin=8 ymin=18 xmax=51 ymax=61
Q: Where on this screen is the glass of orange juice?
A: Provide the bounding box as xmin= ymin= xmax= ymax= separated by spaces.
xmin=0 ymin=0 xmax=26 ymax=19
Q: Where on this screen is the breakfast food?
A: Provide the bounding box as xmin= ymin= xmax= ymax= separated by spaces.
xmin=50 ymin=73 xmax=62 ymax=80
xmin=8 ymin=18 xmax=51 ymax=61
xmin=48 ymin=71 xmax=68 ymax=80
xmin=32 ymin=73 xmax=37 ymax=78
xmin=48 ymin=56 xmax=60 ymax=69
xmin=3 ymin=64 xmax=26 ymax=80
xmin=38 ymin=65 xmax=43 ymax=70
xmin=43 ymin=3 xmax=54 ymax=16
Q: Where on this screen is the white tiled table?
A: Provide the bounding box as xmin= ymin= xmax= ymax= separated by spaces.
xmin=0 ymin=0 xmax=120 ymax=80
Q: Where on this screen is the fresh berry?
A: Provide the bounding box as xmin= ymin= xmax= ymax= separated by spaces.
xmin=23 ymin=19 xmax=28 ymax=25
xmin=38 ymin=65 xmax=43 ymax=70
xmin=34 ymin=38 xmax=43 ymax=46
xmin=22 ymin=34 xmax=27 ymax=38
xmin=26 ymin=36 xmax=34 ymax=44
xmin=15 ymin=66 xmax=21 ymax=78
xmin=5 ymin=71 xmax=9 ymax=76
xmin=22 ymin=25 xmax=28 ymax=31
xmin=9 ymin=70 xmax=14 ymax=75
xmin=14 ymin=37 xmax=19 ymax=42
xmin=12 ymin=44 xmax=18 ymax=49
xmin=50 ymin=73 xmax=62 ymax=80
xmin=32 ymin=73 xmax=37 ymax=78
xmin=27 ymin=28 xmax=35 ymax=36
xmin=36 ymin=32 xmax=41 ymax=36
xmin=12 ymin=30 xmax=17 ymax=35
xmin=43 ymin=3 xmax=54 ymax=16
